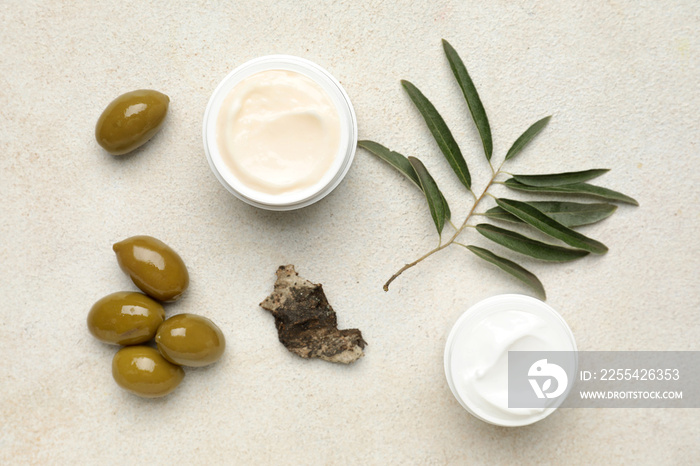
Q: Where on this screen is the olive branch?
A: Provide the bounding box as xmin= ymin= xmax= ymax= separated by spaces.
xmin=359 ymin=40 xmax=638 ymax=299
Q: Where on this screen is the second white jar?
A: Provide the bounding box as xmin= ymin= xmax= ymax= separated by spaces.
xmin=444 ymin=294 xmax=578 ymax=426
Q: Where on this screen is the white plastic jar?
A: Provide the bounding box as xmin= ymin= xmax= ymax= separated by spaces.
xmin=203 ymin=55 xmax=357 ymax=210
xmin=444 ymin=294 xmax=577 ymax=426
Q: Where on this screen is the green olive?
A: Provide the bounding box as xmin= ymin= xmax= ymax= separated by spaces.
xmin=113 ymin=235 xmax=189 ymax=302
xmin=156 ymin=314 xmax=225 ymax=367
xmin=95 ymin=89 xmax=169 ymax=155
xmin=112 ymin=346 xmax=184 ymax=398
xmin=87 ymin=291 xmax=165 ymax=345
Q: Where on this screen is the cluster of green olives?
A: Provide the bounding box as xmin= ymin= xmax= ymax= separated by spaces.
xmin=88 ymin=235 xmax=225 ymax=398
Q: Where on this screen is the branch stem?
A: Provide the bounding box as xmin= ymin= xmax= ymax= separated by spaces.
xmin=383 ymin=163 xmax=504 ymax=291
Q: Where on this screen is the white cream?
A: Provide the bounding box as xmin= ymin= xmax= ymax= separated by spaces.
xmin=215 ymin=69 xmax=341 ymax=196
xmin=444 ymin=295 xmax=576 ymax=426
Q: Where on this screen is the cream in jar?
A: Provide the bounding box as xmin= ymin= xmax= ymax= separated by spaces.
xmin=203 ymin=55 xmax=357 ymax=210
xmin=444 ymin=294 xmax=577 ymax=426
xmin=216 ymin=70 xmax=341 ymax=196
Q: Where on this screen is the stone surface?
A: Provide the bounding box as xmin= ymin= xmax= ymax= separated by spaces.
xmin=0 ymin=0 xmax=698 ymax=464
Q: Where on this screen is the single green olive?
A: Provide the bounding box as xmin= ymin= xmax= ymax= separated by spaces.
xmin=87 ymin=291 xmax=165 ymax=345
xmin=112 ymin=346 xmax=184 ymax=398
xmin=156 ymin=314 xmax=225 ymax=367
xmin=113 ymin=235 xmax=189 ymax=302
xmin=95 ymin=89 xmax=169 ymax=155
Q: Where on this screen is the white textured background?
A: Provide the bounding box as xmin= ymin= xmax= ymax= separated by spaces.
xmin=1 ymin=1 xmax=698 ymax=464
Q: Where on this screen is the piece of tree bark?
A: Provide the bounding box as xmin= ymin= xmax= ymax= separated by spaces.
xmin=260 ymin=265 xmax=366 ymax=364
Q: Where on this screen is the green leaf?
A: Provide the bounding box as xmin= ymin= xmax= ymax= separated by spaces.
xmin=476 ymin=223 xmax=589 ymax=262
xmin=505 ymin=116 xmax=551 ymax=161
xmin=484 ymin=201 xmax=617 ymax=227
xmin=466 ymin=245 xmax=546 ymax=299
xmin=482 ymin=207 xmax=522 ymax=224
xmin=496 ymin=198 xmax=608 ymax=254
xmin=358 ymin=140 xmax=451 ymax=222
xmin=408 ymin=157 xmax=445 ymax=234
xmin=442 ymin=39 xmax=492 ymax=161
xmin=358 ymin=140 xmax=421 ymax=189
xmin=441 ymin=192 xmax=451 ymax=221
xmin=401 ymin=80 xmax=471 ymax=189
xmin=513 ymin=169 xmax=610 ymax=187
xmin=504 ymin=179 xmax=639 ymax=206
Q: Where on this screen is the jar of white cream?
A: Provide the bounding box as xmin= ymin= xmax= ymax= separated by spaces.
xmin=444 ymin=294 xmax=577 ymax=426
xmin=203 ymin=55 xmax=357 ymax=210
